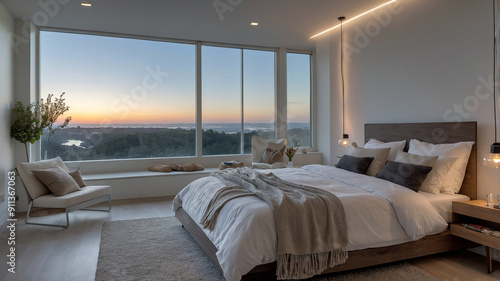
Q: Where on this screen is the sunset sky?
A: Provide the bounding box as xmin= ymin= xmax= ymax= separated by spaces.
xmin=40 ymin=31 xmax=310 ymax=126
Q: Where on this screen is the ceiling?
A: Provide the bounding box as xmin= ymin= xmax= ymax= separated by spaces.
xmin=1 ymin=0 xmax=390 ymax=50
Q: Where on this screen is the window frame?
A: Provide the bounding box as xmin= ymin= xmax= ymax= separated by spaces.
xmin=286 ymin=50 xmax=314 ymax=151
xmin=36 ymin=27 xmax=315 ymax=171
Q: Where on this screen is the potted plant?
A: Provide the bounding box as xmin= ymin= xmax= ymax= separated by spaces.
xmin=10 ymin=93 xmax=71 ymax=162
xmin=285 ymin=140 xmax=300 ymax=167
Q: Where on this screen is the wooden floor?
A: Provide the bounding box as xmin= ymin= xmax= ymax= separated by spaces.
xmin=0 ymin=196 xmax=498 ymax=281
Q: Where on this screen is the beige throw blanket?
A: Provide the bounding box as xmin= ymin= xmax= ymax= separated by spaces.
xmin=201 ymin=168 xmax=348 ymax=280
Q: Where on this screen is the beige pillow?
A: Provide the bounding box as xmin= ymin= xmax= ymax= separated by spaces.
xmin=394 ymin=151 xmax=438 ymax=166
xmin=365 ymin=139 xmax=406 ymax=161
xmin=32 ymin=166 xmax=81 ymax=196
xmin=251 ymin=135 xmax=288 ymax=163
xmin=148 ymin=164 xmax=173 ymax=172
xmin=350 ymin=147 xmax=391 ymax=176
xmin=68 ymin=168 xmax=87 ymax=187
xmin=262 ymin=145 xmax=285 ymax=164
xmin=17 ymin=157 xmax=69 ymax=200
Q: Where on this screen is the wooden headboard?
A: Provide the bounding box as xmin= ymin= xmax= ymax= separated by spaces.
xmin=364 ymin=122 xmax=477 ymax=200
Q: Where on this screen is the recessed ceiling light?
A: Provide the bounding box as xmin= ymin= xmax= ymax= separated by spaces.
xmin=250 ymin=22 xmax=259 ymax=26
xmin=81 ymin=3 xmax=92 ymax=7
xmin=310 ymin=0 xmax=397 ymax=38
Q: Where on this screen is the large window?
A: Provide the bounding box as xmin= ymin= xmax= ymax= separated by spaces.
xmin=39 ymin=30 xmax=310 ymax=161
xmin=40 ymin=31 xmax=196 ymax=160
xmin=243 ymin=50 xmax=276 ymax=153
xmin=202 ymin=46 xmax=275 ymax=155
xmin=287 ymin=53 xmax=311 ymax=147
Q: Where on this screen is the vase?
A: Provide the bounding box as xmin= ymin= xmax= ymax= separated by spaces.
xmin=287 ymin=162 xmax=293 ymax=168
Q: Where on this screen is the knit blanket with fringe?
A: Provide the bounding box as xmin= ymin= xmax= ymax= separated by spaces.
xmin=202 ymin=168 xmax=348 ymax=280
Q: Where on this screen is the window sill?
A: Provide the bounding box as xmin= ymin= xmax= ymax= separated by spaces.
xmin=82 ymin=168 xmax=218 ymax=181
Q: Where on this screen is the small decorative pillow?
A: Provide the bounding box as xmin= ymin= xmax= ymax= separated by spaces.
xmin=261 ymin=142 xmax=285 ymax=164
xmin=336 ymin=155 xmax=374 ymax=174
xmin=350 ymin=147 xmax=391 ymax=176
xmin=262 ymin=145 xmax=285 ymax=164
xmin=32 ymin=166 xmax=81 ymax=196
xmin=68 ymin=168 xmax=87 ymax=187
xmin=376 ymin=161 xmax=433 ymax=192
xmin=148 ymin=164 xmax=173 ymax=172
xmin=181 ymin=163 xmax=205 ymax=172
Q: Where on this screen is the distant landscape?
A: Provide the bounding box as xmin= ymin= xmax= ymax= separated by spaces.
xmin=40 ymin=123 xmax=310 ymax=161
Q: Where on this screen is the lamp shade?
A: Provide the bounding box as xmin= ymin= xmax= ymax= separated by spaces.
xmin=483 ymin=143 xmax=500 ymax=168
xmin=338 ymin=134 xmax=351 ymax=147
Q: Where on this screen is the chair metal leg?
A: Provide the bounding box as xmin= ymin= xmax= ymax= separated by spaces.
xmin=25 ymin=201 xmax=69 ymax=228
xmin=25 ymin=195 xmax=111 ymax=228
xmin=81 ymin=195 xmax=112 ymax=212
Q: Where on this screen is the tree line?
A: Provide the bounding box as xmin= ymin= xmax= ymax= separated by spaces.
xmin=41 ymin=127 xmax=310 ymax=161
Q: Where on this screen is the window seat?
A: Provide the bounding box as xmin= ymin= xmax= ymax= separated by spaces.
xmin=80 ymin=168 xmax=219 ymax=202
xmin=82 ymin=168 xmax=218 ymax=181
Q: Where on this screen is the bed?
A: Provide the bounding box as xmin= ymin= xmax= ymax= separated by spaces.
xmin=174 ymin=122 xmax=478 ymax=281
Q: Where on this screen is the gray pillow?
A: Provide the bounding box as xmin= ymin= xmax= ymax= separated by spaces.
xmin=376 ymin=161 xmax=433 ymax=192
xmin=68 ymin=168 xmax=87 ymax=187
xmin=336 ymin=155 xmax=374 ymax=174
xmin=350 ymin=147 xmax=391 ymax=177
xmin=32 ymin=166 xmax=81 ymax=196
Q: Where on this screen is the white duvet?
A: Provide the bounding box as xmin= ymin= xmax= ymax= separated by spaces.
xmin=173 ymin=164 xmax=448 ymax=281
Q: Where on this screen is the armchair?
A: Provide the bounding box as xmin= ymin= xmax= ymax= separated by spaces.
xmin=16 ymin=157 xmax=111 ymax=228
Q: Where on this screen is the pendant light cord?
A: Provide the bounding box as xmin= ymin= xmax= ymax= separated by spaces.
xmin=339 ymin=17 xmax=346 ymax=135
xmin=494 ymin=0 xmax=498 ymax=143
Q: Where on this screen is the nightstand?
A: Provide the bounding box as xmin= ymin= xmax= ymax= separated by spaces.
xmin=451 ymin=200 xmax=500 ymax=273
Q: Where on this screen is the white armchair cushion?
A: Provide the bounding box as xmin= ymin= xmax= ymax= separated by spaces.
xmin=18 ymin=157 xmax=70 ymax=200
xmin=32 ymin=185 xmax=111 ymax=209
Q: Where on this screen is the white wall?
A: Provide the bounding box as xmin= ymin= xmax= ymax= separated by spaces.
xmin=0 ymin=3 xmax=15 ymax=228
xmin=316 ymin=0 xmax=497 ymax=199
xmin=10 ymin=19 xmax=39 ymax=213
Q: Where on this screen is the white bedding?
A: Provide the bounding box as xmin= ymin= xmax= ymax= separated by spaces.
xmin=173 ymin=164 xmax=448 ymax=281
xmin=418 ymin=191 xmax=470 ymax=222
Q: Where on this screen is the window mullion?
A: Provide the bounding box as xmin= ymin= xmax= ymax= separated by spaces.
xmin=240 ymin=49 xmax=244 ymax=155
xmin=276 ymin=48 xmax=287 ymax=140
xmin=196 ymin=42 xmax=203 ymax=158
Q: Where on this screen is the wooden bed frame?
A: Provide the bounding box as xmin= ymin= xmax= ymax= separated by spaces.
xmin=175 ymin=122 xmax=478 ymax=280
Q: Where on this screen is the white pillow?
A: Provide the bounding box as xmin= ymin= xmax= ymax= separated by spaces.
xmin=394 ymin=150 xmax=437 ymax=166
xmin=365 ymin=139 xmax=406 ymax=161
xmin=419 ymin=156 xmax=458 ymax=194
xmin=350 ymin=147 xmax=390 ymax=176
xmin=408 ymin=139 xmax=474 ymax=194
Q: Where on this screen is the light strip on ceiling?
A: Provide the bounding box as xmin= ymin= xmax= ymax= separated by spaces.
xmin=81 ymin=3 xmax=92 ymax=7
xmin=310 ymin=0 xmax=397 ymax=39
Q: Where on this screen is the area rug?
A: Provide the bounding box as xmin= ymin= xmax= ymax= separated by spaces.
xmin=95 ymin=217 xmax=439 ymax=281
